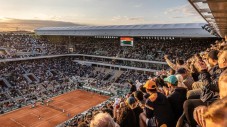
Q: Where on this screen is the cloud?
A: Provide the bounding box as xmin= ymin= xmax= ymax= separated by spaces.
xmin=133 ymin=4 xmax=143 ymax=8
xmin=172 ymin=16 xmax=184 ymax=19
xmin=164 ymin=4 xmax=200 ymax=18
xmin=111 ymin=16 xmax=144 ymax=21
xmin=0 ymin=18 xmax=84 ymax=32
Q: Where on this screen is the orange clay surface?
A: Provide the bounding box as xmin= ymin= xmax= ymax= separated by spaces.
xmin=0 ymin=90 xmax=109 ymax=127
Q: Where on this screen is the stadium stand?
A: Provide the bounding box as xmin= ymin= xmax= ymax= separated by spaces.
xmin=71 ymin=37 xmax=214 ymax=61
xmin=0 ymin=24 xmax=226 ymax=127
xmin=0 ymin=33 xmax=68 ymax=59
xmin=53 ymin=39 xmax=227 ymax=127
xmin=0 ymin=32 xmax=216 ymax=62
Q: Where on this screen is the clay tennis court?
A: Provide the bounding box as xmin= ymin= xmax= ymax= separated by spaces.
xmin=0 ymin=90 xmax=109 ymax=127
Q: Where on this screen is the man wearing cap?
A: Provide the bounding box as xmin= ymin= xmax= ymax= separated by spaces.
xmin=139 ymin=80 xmax=175 ymax=127
xmin=126 ymin=97 xmax=143 ymax=127
xmin=164 ymin=75 xmax=187 ymax=125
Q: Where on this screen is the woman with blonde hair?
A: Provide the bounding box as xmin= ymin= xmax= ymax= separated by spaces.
xmin=90 ymin=113 xmax=119 ymax=127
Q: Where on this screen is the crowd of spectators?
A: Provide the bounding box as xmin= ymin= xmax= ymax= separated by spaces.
xmin=0 ymin=33 xmax=216 ymax=64
xmin=1 ymin=33 xmax=226 ymax=127
xmin=60 ymin=39 xmax=227 ymax=127
xmin=0 ymin=56 xmax=148 ymax=114
xmin=0 ymin=33 xmax=68 ymax=59
xmin=73 ymin=37 xmax=215 ymax=62
xmin=0 ymin=57 xmax=102 ymax=113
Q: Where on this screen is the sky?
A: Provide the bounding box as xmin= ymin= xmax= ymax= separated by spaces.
xmin=0 ymin=0 xmax=206 ymax=31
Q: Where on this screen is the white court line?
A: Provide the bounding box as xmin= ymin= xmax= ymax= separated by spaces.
xmin=31 ymin=91 xmax=107 ymax=127
xmin=10 ymin=118 xmax=26 ymax=127
xmin=13 ymin=105 xmax=48 ymax=120
xmin=31 ymin=102 xmax=86 ymax=127
xmin=6 ymin=90 xmax=106 ymax=127
xmin=33 ymin=108 xmax=52 ymax=116
xmin=7 ymin=107 xmax=39 ymax=120
xmin=30 ymin=112 xmax=39 ymax=117
xmin=31 ymin=111 xmax=64 ymax=127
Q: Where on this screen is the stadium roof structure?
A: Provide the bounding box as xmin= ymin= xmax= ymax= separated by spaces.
xmin=35 ymin=23 xmax=217 ymax=38
xmin=189 ymin=0 xmax=227 ymax=38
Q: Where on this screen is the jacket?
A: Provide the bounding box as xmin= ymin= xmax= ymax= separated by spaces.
xmin=200 ymin=67 xmax=227 ymax=104
xmin=167 ymin=87 xmax=187 ymax=124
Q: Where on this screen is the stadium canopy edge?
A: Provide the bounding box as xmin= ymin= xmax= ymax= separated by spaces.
xmin=34 ymin=23 xmax=218 ymax=38
xmin=188 ymin=0 xmax=227 ymax=39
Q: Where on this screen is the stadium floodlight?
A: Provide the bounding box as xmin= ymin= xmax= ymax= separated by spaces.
xmin=202 ymin=24 xmax=209 ymax=29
